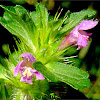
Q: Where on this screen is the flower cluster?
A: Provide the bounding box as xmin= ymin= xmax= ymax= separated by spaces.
xmin=59 ymin=20 xmax=98 ymax=50
xmin=13 ymin=53 xmax=45 ymax=85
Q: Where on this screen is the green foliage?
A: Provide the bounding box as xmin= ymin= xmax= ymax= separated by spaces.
xmin=33 ymin=62 xmax=90 ymax=90
xmin=0 ymin=3 xmax=97 ymax=99
xmin=60 ymin=9 xmax=96 ymax=35
xmin=0 ymin=43 xmax=49 ymax=99
xmin=0 ymin=64 xmax=7 ymax=81
xmin=0 ymin=4 xmax=96 ymax=58
xmin=33 ymin=62 xmax=59 ymax=82
xmin=0 ymin=5 xmax=36 ymax=53
xmin=0 ymin=57 xmax=49 ymax=99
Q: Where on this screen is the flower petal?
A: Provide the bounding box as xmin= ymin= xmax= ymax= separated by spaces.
xmin=20 ymin=76 xmax=33 ymax=85
xmin=35 ymin=71 xmax=45 ymax=80
xmin=79 ymin=20 xmax=98 ymax=30
xmin=79 ymin=30 xmax=92 ymax=41
xmin=13 ymin=60 xmax=24 ymax=77
xmin=77 ymin=34 xmax=88 ymax=50
xmin=20 ymin=69 xmax=33 ymax=85
xmin=26 ymin=79 xmax=33 ymax=85
xmin=19 ymin=53 xmax=36 ymax=63
xmin=59 ymin=32 xmax=78 ymax=51
xmin=59 ymin=20 xmax=98 ymax=51
xmin=20 ymin=76 xmax=26 ymax=82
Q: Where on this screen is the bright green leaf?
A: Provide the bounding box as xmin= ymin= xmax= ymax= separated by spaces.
xmin=46 ymin=62 xmax=90 ymax=90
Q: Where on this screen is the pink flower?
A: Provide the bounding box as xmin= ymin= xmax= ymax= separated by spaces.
xmin=13 ymin=53 xmax=45 ymax=85
xmin=59 ymin=20 xmax=98 ymax=50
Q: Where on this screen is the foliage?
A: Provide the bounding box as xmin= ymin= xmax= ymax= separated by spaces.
xmin=0 ymin=3 xmax=97 ymax=99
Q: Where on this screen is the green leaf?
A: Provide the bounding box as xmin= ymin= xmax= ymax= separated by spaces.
xmin=36 ymin=3 xmax=48 ymax=28
xmin=35 ymin=3 xmax=49 ymax=45
xmin=0 ymin=64 xmax=8 ymax=82
xmin=60 ymin=9 xmax=96 ymax=34
xmin=0 ymin=4 xmax=49 ymax=50
xmin=0 ymin=56 xmax=8 ymax=69
xmin=0 ymin=5 xmax=36 ymax=53
xmin=33 ymin=62 xmax=59 ymax=82
xmin=30 ymin=11 xmax=38 ymax=26
xmin=33 ymin=61 xmax=90 ymax=90
xmin=0 ymin=83 xmax=6 ymax=100
xmin=46 ymin=62 xmax=90 ymax=90
xmin=29 ymin=79 xmax=49 ymax=99
xmin=48 ymin=19 xmax=63 ymax=42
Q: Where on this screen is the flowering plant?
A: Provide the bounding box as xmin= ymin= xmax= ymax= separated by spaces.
xmin=13 ymin=53 xmax=45 ymax=85
xmin=0 ymin=3 xmax=98 ymax=99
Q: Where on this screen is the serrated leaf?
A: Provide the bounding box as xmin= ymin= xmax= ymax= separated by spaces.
xmin=46 ymin=62 xmax=90 ymax=90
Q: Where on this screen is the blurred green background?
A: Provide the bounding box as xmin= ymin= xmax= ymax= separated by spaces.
xmin=0 ymin=0 xmax=100 ymax=99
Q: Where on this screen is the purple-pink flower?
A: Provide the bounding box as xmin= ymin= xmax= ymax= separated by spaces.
xmin=13 ymin=53 xmax=45 ymax=85
xmin=59 ymin=20 xmax=98 ymax=50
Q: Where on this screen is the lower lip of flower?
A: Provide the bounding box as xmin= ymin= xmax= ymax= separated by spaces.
xmin=23 ymin=68 xmax=32 ymax=78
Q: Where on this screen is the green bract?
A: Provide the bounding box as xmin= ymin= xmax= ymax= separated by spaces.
xmin=0 ymin=3 xmax=96 ymax=99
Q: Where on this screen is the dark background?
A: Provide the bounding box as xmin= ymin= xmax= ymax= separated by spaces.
xmin=0 ymin=1 xmax=100 ymax=99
